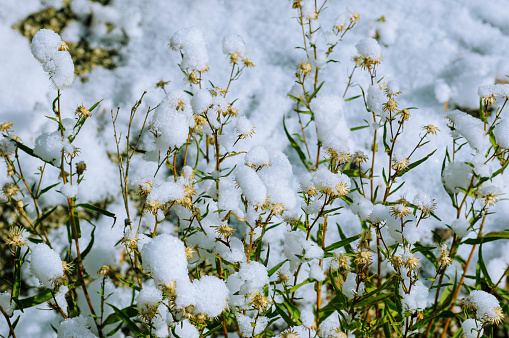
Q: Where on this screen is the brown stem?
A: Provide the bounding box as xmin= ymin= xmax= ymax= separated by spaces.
xmin=440 ymin=215 xmax=487 ymax=338
xmin=0 ymin=307 xmax=16 ymax=338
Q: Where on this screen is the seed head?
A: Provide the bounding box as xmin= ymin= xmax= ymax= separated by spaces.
xmin=277 ymin=270 xmax=290 ymax=284
xmin=248 ymin=291 xmax=270 ymax=311
xmin=403 ymin=254 xmax=420 ymax=270
xmin=391 ymin=155 xmax=409 ymax=171
xmin=185 ymin=246 xmax=196 ymax=261
xmin=279 ymin=327 xmax=300 ymax=338
xmin=436 ymin=244 xmax=452 ymax=269
xmin=121 ymin=229 xmax=139 ymax=251
xmin=331 ymin=253 xmax=350 ymax=270
xmin=6 ymin=226 xmax=28 ymax=247
xmin=422 ymin=124 xmax=440 ymax=135
xmin=351 ymin=151 xmax=369 ymax=165
xmin=382 ymin=98 xmax=399 ymax=113
xmin=242 ymin=57 xmax=255 ymax=68
xmin=229 ymin=52 xmax=240 ymax=64
xmin=75 ymin=161 xmax=87 ymax=175
xmin=0 ymin=122 xmax=14 ymax=133
xmin=75 ymin=105 xmax=91 ymax=118
xmin=297 ymin=62 xmax=313 ymax=76
xmin=354 ymin=249 xmax=373 ymax=266
xmin=2 ymin=183 xmax=19 ymax=198
xmin=390 ymin=203 xmax=412 ymax=219
xmin=58 ymin=41 xmax=69 ymax=51
xmin=213 ymin=223 xmax=235 ymax=239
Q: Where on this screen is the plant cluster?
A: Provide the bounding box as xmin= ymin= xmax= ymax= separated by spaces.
xmin=1 ymin=1 xmax=509 ymax=338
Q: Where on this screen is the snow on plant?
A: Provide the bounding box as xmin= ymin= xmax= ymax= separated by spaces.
xmin=1 ymin=1 xmax=509 ymax=338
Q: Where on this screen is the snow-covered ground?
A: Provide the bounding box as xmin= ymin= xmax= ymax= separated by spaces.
xmin=1 ymin=0 xmax=509 ymax=336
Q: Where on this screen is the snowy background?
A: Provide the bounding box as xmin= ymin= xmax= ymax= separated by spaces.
xmin=1 ymin=0 xmax=509 ymax=336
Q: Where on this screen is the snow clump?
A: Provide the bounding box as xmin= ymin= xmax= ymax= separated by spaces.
xmin=342 ymin=272 xmax=364 ymax=299
xmin=60 ymin=182 xmax=78 ymax=199
xmin=401 ymin=281 xmax=428 ymax=313
xmin=355 ymin=38 xmax=382 ymax=61
xmin=463 ymin=290 xmax=503 ymax=324
xmin=170 ymin=27 xmax=209 ymax=72
xmin=57 ymin=315 xmax=96 ymax=338
xmin=140 ymin=234 xmax=188 ymax=286
xmin=30 ymin=243 xmax=64 ymax=288
xmin=31 ymin=29 xmax=74 ymax=89
xmin=446 ymin=110 xmax=488 ymax=151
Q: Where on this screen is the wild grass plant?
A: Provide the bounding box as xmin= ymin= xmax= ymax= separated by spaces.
xmin=1 ymin=1 xmax=509 ymax=337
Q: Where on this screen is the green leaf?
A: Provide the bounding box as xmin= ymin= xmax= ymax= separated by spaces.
xmin=37 ymin=183 xmax=60 ymax=198
xmin=283 ymin=115 xmax=310 ymax=169
xmin=13 ymin=140 xmax=59 ymax=168
xmin=77 ymin=203 xmax=116 ymax=226
xmin=396 ymin=149 xmax=437 ymax=177
xmin=106 ymin=304 xmax=141 ymax=335
xmin=462 ymin=231 xmax=509 ymax=245
xmin=88 ymin=99 xmax=103 ymax=113
xmin=355 ymin=274 xmax=396 ymax=307
xmin=341 ymin=169 xmax=360 ymax=177
xmin=201 ymin=323 xmax=223 ymax=337
xmin=117 ymin=277 xmax=141 ymax=292
xmin=308 ymin=81 xmax=325 ymax=101
xmin=268 ymin=259 xmax=288 ymax=277
xmin=12 ymin=247 xmax=21 ymax=300
xmin=15 ymin=288 xmax=53 ymax=310
xmin=350 ymin=124 xmax=370 ymax=131
xmin=274 ymin=302 xmax=298 ymax=326
xmin=478 ymin=242 xmax=493 ymax=287
xmin=325 ymin=234 xmax=361 ymax=252
xmin=52 ymin=94 xmax=61 ymax=116
xmin=288 ymin=94 xmax=309 ymax=108
xmin=288 ymin=278 xmax=311 ymax=294
xmin=81 ymin=222 xmax=96 ymax=259
xmin=345 ymin=95 xmax=361 ymax=102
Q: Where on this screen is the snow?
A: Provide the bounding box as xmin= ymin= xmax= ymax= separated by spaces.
xmin=29 ymin=243 xmax=64 ymax=288
xmin=3 ymin=0 xmax=509 ymax=336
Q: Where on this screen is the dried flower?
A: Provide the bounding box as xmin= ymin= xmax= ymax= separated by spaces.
xmin=279 ymin=327 xmax=300 ymax=338
xmin=248 ymin=291 xmax=270 ymax=311
xmin=75 ymin=105 xmax=91 ymax=118
xmin=390 ymin=203 xmax=412 ymax=219
xmin=350 ymin=12 xmax=360 ymax=23
xmin=155 ymin=80 xmax=170 ymax=90
xmin=399 ymin=109 xmax=411 ymax=121
xmin=0 ymin=122 xmax=14 ymax=133
xmin=98 ymin=265 xmax=111 ymax=276
xmin=75 ymin=161 xmax=87 ymax=175
xmin=436 ymin=244 xmax=452 ymax=269
xmin=277 ymin=270 xmax=290 ymax=284
xmin=6 ymin=226 xmax=28 ymax=247
xmin=482 ymin=94 xmax=496 ymax=106
xmin=2 ymin=183 xmax=19 ymax=198
xmin=121 ymin=229 xmax=139 ymax=251
xmin=58 ymin=41 xmax=69 ymax=51
xmin=383 ymin=98 xmax=399 ymax=113
xmin=185 ymin=246 xmax=196 ymax=261
xmin=331 ymin=253 xmax=350 ymax=270
xmin=354 ymin=249 xmax=373 ymax=266
xmin=391 ymin=155 xmax=409 ymax=171
xmin=242 ymin=57 xmax=255 ymax=68
xmin=403 ymin=253 xmax=420 ymax=270
xmin=297 ymin=62 xmax=313 ymax=76
xmin=213 ymin=223 xmax=235 ymax=239
xmin=351 ymin=151 xmax=369 ymax=165
xmin=422 ymin=124 xmax=440 ymax=135
xmin=229 ymin=52 xmax=240 ymax=64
